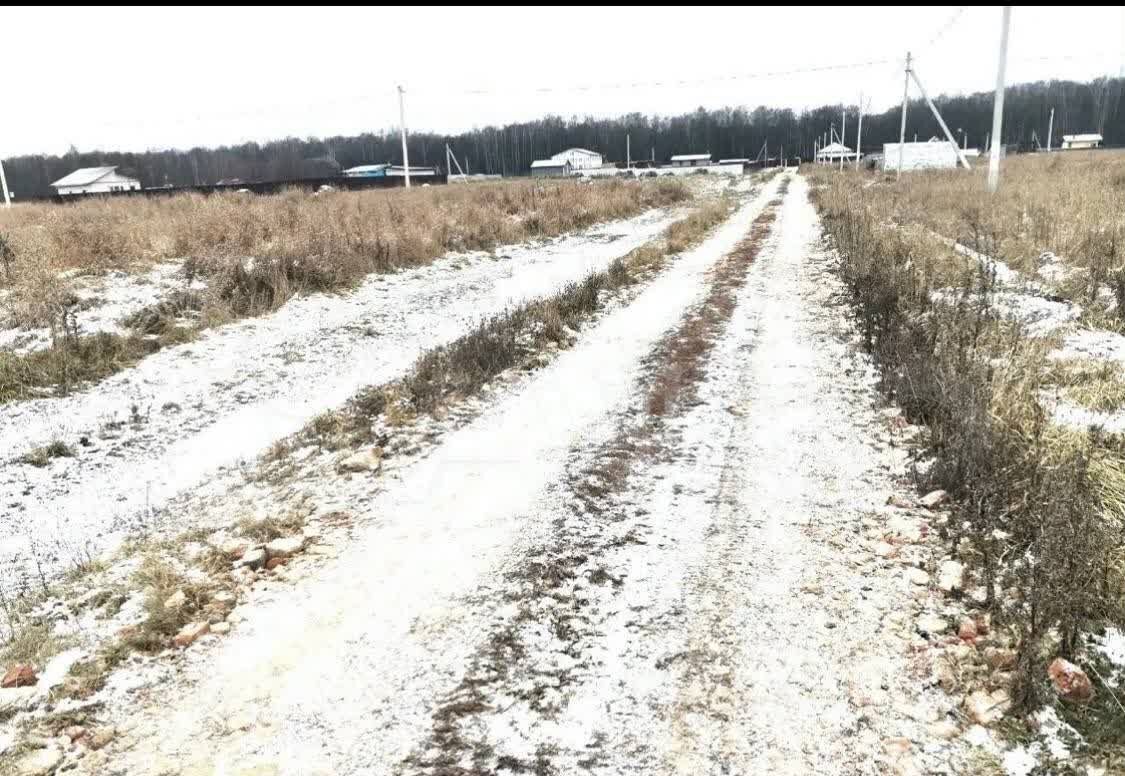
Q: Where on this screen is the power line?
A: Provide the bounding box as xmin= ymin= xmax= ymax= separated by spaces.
xmin=413 ymin=59 xmax=897 ymax=97
xmin=921 ymin=6 xmax=968 ymax=52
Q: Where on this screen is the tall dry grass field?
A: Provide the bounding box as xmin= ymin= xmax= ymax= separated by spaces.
xmin=0 ymin=177 xmax=689 ymax=294
xmin=0 ymin=178 xmax=690 ymax=400
xmin=833 ymin=150 xmax=1125 ymax=278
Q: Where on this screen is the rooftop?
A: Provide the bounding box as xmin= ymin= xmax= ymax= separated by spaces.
xmin=50 ymin=166 xmax=123 ymax=187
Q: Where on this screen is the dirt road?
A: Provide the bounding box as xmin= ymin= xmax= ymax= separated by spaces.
xmin=75 ymin=173 xmax=964 ymax=775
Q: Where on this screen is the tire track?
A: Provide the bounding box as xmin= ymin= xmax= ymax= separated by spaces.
xmin=399 ymin=181 xmax=788 ymax=775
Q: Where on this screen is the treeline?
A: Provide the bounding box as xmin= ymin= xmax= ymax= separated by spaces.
xmin=5 ymin=77 xmax=1123 ymax=199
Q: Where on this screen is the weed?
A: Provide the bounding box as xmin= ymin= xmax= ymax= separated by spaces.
xmin=18 ymin=439 xmax=74 ymax=467
xmin=236 ymin=513 xmax=305 ymax=543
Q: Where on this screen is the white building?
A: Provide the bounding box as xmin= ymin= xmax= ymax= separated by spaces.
xmin=881 ymin=141 xmax=961 ymax=172
xmin=815 ymin=143 xmax=858 ymax=164
xmin=669 ymin=153 xmax=712 ymax=167
xmin=1061 ymin=133 xmax=1103 ymax=150
xmin=530 ymin=159 xmax=573 ymax=178
xmin=549 ymin=148 xmax=603 ymax=170
xmin=51 ymin=166 xmax=141 ymax=196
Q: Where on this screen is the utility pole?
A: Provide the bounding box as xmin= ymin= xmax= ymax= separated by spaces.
xmin=988 ymin=6 xmax=1012 ymax=193
xmin=855 ymin=93 xmax=865 ymax=171
xmin=898 ymin=52 xmax=911 ymax=178
xmin=909 ymin=64 xmax=971 ymax=169
xmin=627 ymin=134 xmax=631 ymax=170
xmin=840 ymin=108 xmax=846 ymax=171
xmin=0 ymin=158 xmax=10 ymax=208
xmin=1047 ymin=107 xmax=1055 ymax=153
xmin=398 ymin=85 xmax=411 ymax=189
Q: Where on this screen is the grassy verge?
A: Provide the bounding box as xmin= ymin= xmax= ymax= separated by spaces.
xmin=282 ymin=196 xmax=740 ymax=457
xmin=808 ymin=167 xmax=1125 ymax=745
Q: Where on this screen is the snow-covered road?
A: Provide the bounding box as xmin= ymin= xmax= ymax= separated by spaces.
xmin=0 ymin=208 xmax=680 ymax=580
xmin=74 ymin=173 xmax=965 ymax=775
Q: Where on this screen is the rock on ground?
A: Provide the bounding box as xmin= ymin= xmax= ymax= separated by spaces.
xmin=1048 ymin=657 xmax=1094 ymax=702
xmin=1 ymin=664 xmax=37 ymax=688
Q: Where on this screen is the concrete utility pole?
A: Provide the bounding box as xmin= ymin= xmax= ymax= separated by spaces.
xmin=627 ymin=134 xmax=631 ymax=169
xmin=988 ymin=6 xmax=1012 ymax=193
xmin=909 ymin=64 xmax=971 ymax=169
xmin=840 ymin=108 xmax=846 ymax=171
xmin=1047 ymin=107 xmax=1055 ymax=152
xmin=0 ymin=158 xmax=10 ymax=207
xmin=898 ymin=52 xmax=911 ymax=178
xmin=855 ymin=93 xmax=865 ymax=171
xmin=398 ymin=85 xmax=411 ymax=189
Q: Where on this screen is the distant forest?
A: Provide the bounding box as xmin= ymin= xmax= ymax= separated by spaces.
xmin=5 ymin=76 xmax=1124 ymax=199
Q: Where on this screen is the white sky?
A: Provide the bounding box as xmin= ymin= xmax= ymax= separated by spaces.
xmin=4 ymin=5 xmax=1124 ymax=156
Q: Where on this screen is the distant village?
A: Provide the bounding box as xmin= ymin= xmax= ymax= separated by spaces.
xmin=44 ymin=132 xmax=1106 ymax=200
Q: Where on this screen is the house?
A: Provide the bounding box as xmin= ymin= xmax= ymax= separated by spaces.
xmin=669 ymin=153 xmax=711 ymax=167
xmin=51 ymin=166 xmax=140 ymax=196
xmin=549 ymin=148 xmax=603 ymax=170
xmin=815 ymin=143 xmax=858 ymax=164
xmin=1061 ymin=133 xmax=1103 ymax=151
xmin=530 ymin=159 xmax=573 ymax=177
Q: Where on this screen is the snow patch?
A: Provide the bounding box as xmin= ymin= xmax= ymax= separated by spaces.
xmin=0 ymin=263 xmax=198 ymax=355
xmin=0 ymin=208 xmax=680 ymax=591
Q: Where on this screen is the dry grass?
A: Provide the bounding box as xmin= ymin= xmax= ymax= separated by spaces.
xmin=826 ymin=150 xmax=1125 ymax=283
xmin=0 ymin=331 xmax=169 ymax=403
xmin=0 ymin=178 xmax=690 ymax=401
xmin=1046 ymin=359 xmax=1125 ymax=413
xmin=18 ymin=439 xmax=74 ymax=467
xmin=0 ymin=623 xmax=61 ymax=667
xmin=0 ymin=178 xmax=689 ymax=296
xmin=809 ymin=165 xmax=1125 ymax=723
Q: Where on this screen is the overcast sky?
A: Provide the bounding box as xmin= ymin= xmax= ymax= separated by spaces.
xmin=4 ymin=5 xmax=1123 ymax=157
